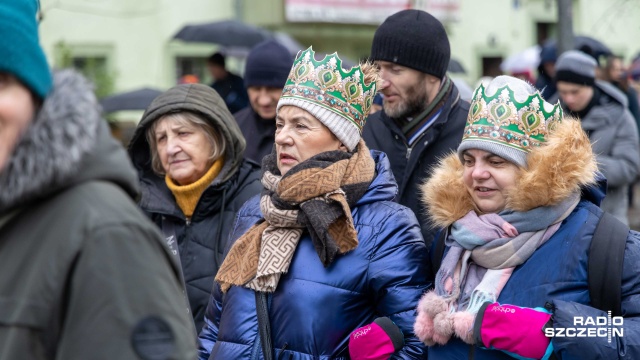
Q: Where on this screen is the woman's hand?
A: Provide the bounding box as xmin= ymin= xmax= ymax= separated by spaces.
xmin=349 ymin=317 xmax=404 ymax=360
xmin=473 ymin=302 xmax=554 ymax=359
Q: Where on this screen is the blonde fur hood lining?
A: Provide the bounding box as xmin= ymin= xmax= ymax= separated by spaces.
xmin=421 ymin=118 xmax=598 ymax=228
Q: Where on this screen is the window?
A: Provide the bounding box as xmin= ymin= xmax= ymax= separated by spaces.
xmin=175 ymin=56 xmax=210 ymax=85
xmin=482 ymin=57 xmax=503 ymax=78
xmin=536 ymin=22 xmax=557 ymax=46
xmin=70 ymin=55 xmax=114 ymax=98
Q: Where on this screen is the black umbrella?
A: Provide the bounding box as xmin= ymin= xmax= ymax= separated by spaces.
xmin=448 ymin=58 xmax=466 ymax=74
xmin=273 ymin=31 xmax=305 ymax=56
xmin=574 ymin=35 xmax=612 ymax=58
xmin=100 ymin=87 xmax=163 ymax=113
xmin=173 ymin=19 xmax=272 ymax=48
xmin=542 ymin=35 xmax=613 ymax=62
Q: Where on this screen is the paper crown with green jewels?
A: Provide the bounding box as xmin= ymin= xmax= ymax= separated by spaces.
xmin=276 ymin=47 xmax=377 ymax=151
xmin=458 ymin=76 xmax=563 ymax=167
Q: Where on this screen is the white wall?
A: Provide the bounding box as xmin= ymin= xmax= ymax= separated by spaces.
xmin=37 ymin=0 xmax=640 ymax=92
xmin=446 ymin=0 xmax=640 ymax=83
xmin=39 ymin=0 xmax=236 ymax=92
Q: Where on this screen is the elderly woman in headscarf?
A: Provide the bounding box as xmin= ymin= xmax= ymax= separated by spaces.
xmin=415 ymin=76 xmax=640 ymax=359
xmin=128 ymin=84 xmax=262 ymax=332
xmin=197 ymin=48 xmax=430 ymax=359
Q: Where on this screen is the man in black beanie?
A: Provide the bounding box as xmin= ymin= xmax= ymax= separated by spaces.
xmin=234 ymin=40 xmax=293 ymax=164
xmin=363 ymin=9 xmax=469 ymax=255
xmin=554 ymin=50 xmax=640 ymax=225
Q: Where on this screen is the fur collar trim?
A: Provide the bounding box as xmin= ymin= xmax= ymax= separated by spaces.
xmin=0 ymin=70 xmax=99 ymax=212
xmin=421 ymin=118 xmax=597 ymax=227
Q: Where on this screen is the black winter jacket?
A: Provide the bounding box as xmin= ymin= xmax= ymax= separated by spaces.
xmin=234 ymin=106 xmax=276 ymax=164
xmin=129 ymin=84 xmax=262 ymax=332
xmin=362 ymin=84 xmax=469 ymax=255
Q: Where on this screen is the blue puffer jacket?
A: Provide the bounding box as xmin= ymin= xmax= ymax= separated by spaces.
xmin=428 ymin=182 xmax=640 ymax=359
xmin=198 ymin=151 xmax=430 ymax=360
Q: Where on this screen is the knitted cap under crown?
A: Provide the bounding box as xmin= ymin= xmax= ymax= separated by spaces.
xmin=276 ymin=47 xmax=377 ymax=151
xmin=458 ymin=76 xmax=563 ymax=167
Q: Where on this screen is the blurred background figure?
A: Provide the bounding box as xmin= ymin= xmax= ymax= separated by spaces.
xmin=451 ymin=77 xmax=473 ymax=101
xmin=535 ymin=44 xmax=558 ymax=98
xmin=500 ymin=45 xmax=540 ymax=85
xmin=207 ymin=52 xmax=249 ymax=113
xmin=630 ymin=55 xmax=640 ymax=96
xmin=447 ymin=58 xmax=473 ymax=101
xmin=128 ymin=84 xmax=261 ymax=332
xmin=234 ymin=39 xmax=293 ymax=164
xmin=553 ymin=50 xmax=640 ymax=225
xmin=0 ymin=0 xmax=197 ymax=358
xmin=630 ymin=56 xmax=640 ymax=143
xmin=511 ymin=69 xmax=536 ymax=84
xmin=603 ymin=55 xmax=640 ymax=126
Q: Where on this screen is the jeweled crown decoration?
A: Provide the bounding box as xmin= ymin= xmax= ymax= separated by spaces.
xmin=281 ymin=47 xmax=376 ymax=130
xmin=463 ymin=84 xmax=563 ymax=151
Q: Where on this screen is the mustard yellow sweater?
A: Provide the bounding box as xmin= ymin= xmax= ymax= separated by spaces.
xmin=165 ymin=157 xmax=224 ymax=218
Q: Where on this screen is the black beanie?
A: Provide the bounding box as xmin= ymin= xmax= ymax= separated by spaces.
xmin=371 ymin=9 xmax=450 ymax=78
xmin=244 ymin=39 xmax=293 ymax=89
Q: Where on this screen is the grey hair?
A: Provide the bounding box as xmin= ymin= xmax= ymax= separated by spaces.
xmin=145 ymin=112 xmax=226 ymax=176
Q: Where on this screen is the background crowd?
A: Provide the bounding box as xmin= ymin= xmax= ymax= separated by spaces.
xmin=2 ymin=0 xmax=640 ymax=359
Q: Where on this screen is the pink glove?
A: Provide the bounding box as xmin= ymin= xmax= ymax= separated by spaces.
xmin=474 ymin=302 xmax=554 ymax=359
xmin=349 ymin=317 xmax=404 ymax=360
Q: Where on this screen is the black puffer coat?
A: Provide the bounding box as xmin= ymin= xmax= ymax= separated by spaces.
xmin=128 ymin=85 xmax=262 ymax=332
xmin=362 ymin=84 xmax=469 ymax=256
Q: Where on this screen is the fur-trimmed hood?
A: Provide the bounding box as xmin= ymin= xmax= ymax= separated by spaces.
xmin=421 ymin=118 xmax=598 ymax=228
xmin=0 ymin=70 xmax=138 ymax=214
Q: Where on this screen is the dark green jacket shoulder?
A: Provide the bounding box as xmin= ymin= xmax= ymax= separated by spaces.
xmin=0 ymin=70 xmax=196 ymax=360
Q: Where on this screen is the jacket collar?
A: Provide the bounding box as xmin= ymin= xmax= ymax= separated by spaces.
xmin=356 ymin=150 xmax=399 ymax=206
xmin=379 ymin=82 xmax=462 ymax=141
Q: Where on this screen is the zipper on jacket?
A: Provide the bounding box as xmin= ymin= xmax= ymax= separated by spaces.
xmin=405 ymin=130 xmax=429 ymax=161
xmin=179 ymin=218 xmax=192 ymax=266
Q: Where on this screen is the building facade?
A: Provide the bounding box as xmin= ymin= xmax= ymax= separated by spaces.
xmin=39 ymin=0 xmax=640 ymax=100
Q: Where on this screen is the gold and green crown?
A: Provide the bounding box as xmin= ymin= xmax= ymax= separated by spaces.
xmin=463 ymin=84 xmax=563 ymax=151
xmin=280 ymin=47 xmax=376 ymax=130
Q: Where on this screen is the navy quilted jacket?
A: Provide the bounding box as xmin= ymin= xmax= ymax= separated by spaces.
xmin=198 ymin=151 xmax=430 ymax=359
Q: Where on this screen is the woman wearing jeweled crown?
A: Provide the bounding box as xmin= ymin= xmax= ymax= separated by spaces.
xmin=197 ymin=47 xmax=430 ymax=359
xmin=415 ymin=76 xmax=640 ymax=359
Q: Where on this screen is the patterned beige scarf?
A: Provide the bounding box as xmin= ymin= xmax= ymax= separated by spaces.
xmin=216 ymin=140 xmax=376 ymax=293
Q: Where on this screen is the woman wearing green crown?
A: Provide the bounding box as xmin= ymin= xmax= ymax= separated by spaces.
xmin=198 ymin=47 xmax=430 ymax=359
xmin=415 ymin=76 xmax=640 ymax=359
